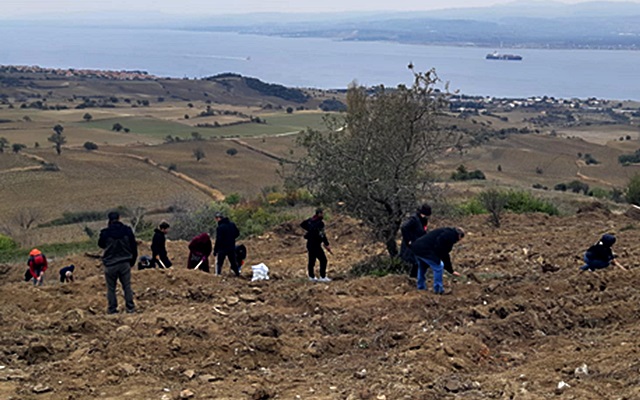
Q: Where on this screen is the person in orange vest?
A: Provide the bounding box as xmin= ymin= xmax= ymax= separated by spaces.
xmin=25 ymin=248 xmax=48 ymax=286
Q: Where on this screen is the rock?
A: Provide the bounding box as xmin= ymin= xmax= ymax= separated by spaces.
xmin=239 ymin=294 xmax=258 ymax=303
xmin=443 ymin=345 xmax=455 ymax=357
xmin=226 ymin=296 xmax=240 ymax=306
xmin=444 ymin=378 xmax=464 ymax=393
xmin=555 ymin=381 xmax=570 ymax=395
xmin=354 ymin=369 xmax=367 ymax=379
xmin=198 ymin=374 xmax=219 ymax=383
xmin=624 ymin=205 xmax=640 ymax=220
xmin=32 ymin=384 xmax=53 ymax=394
xmin=574 ymin=363 xmax=589 ymax=377
xmin=119 ymin=363 xmax=136 ymax=375
xmin=169 ymin=338 xmax=182 ymax=352
xmin=470 ymin=307 xmax=490 ymax=319
xmin=391 ymin=332 xmax=405 ymax=340
xmin=183 ymin=369 xmax=196 ymax=379
xmin=180 ymin=389 xmax=195 ymax=399
xmin=115 ymin=325 xmax=133 ymax=336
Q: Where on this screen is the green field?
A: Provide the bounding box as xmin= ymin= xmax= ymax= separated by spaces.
xmin=74 ymin=112 xmax=330 ymax=140
xmin=74 ymin=117 xmax=199 ymax=139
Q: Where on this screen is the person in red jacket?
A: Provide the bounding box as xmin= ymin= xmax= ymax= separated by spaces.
xmin=25 ymin=248 xmax=48 ymax=286
xmin=188 ymin=232 xmax=212 ymax=273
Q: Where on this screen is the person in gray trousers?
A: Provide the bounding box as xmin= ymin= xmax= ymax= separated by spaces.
xmin=98 ymin=211 xmax=138 ymax=314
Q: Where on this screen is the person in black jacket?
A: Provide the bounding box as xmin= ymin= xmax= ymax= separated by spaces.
xmin=400 ymin=203 xmax=432 ymax=278
xmin=301 ymin=208 xmax=333 ymax=282
xmin=151 ymin=221 xmax=172 ymax=269
xmin=410 ymin=227 xmax=464 ymax=294
xmin=580 ymin=234 xmax=626 ymax=271
xmin=59 ymin=264 xmax=75 ymax=283
xmin=214 ymin=212 xmax=240 ymax=276
xmin=98 ymin=211 xmax=137 ymax=314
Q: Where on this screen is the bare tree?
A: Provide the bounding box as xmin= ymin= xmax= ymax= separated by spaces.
xmin=290 ymin=67 xmax=459 ymax=256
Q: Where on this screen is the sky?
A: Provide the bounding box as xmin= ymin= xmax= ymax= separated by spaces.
xmin=2 ymin=0 xmax=638 ymax=17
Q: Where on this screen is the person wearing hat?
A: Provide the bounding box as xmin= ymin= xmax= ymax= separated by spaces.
xmin=59 ymin=264 xmax=75 ymax=283
xmin=151 ymin=221 xmax=172 ymax=269
xmin=25 ymin=248 xmax=48 ymax=286
xmin=410 ymin=227 xmax=464 ymax=294
xmin=400 ymin=203 xmax=432 ymax=278
xmin=301 ymin=208 xmax=333 ymax=282
xmin=98 ymin=211 xmax=137 ymax=314
xmin=580 ymin=234 xmax=627 ymax=271
xmin=213 ymin=211 xmax=240 ymax=276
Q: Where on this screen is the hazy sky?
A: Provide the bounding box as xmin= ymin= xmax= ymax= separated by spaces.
xmin=2 ymin=0 xmax=638 ymax=16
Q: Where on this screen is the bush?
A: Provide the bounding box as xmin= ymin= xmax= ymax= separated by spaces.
xmin=350 ymin=255 xmax=409 ymax=277
xmin=456 ymin=198 xmax=486 ymax=216
xmin=479 ymin=189 xmax=508 ymax=227
xmin=625 ymin=174 xmax=640 ymax=205
xmin=554 ymin=183 xmax=567 ymax=192
xmin=226 ymin=148 xmax=238 ymax=156
xmin=589 ymin=187 xmax=610 ymax=199
xmin=503 ymin=190 xmax=559 ymax=215
xmin=83 ymin=141 xmax=98 ymax=151
xmin=223 ymin=193 xmax=242 ymax=206
xmin=567 ymin=180 xmax=589 ymax=195
xmin=451 ymin=165 xmax=486 ymax=181
xmin=0 ymin=234 xmax=18 ymax=252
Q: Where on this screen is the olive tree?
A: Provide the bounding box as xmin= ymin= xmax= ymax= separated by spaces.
xmin=290 ymin=67 xmax=459 ymax=256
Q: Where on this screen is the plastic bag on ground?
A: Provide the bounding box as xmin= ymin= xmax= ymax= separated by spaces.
xmin=251 ymin=263 xmax=270 ymax=282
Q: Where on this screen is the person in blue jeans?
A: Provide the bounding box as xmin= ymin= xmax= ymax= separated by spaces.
xmin=410 ymin=227 xmax=464 ymax=294
xmin=580 ymin=234 xmax=626 ymax=272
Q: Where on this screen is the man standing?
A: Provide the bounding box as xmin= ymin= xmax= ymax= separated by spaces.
xmin=301 ymin=208 xmax=332 ymax=282
xmin=151 ymin=221 xmax=172 ymax=269
xmin=214 ymin=212 xmax=240 ymax=276
xmin=400 ymin=203 xmax=431 ymax=278
xmin=25 ymin=248 xmax=48 ymax=286
xmin=98 ymin=211 xmax=137 ymax=314
xmin=410 ymin=227 xmax=464 ymax=294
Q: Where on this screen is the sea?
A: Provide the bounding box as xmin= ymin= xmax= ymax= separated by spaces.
xmin=1 ymin=25 xmax=640 ymax=100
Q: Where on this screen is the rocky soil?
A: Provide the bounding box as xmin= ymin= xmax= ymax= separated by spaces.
xmin=1 ymin=211 xmax=640 ymax=399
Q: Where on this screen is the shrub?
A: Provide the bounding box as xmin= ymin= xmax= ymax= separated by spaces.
xmin=567 ymin=180 xmax=589 ymax=195
xmin=350 ymin=255 xmax=409 ymax=277
xmin=589 ymin=187 xmax=610 ymax=199
xmin=223 ymin=193 xmax=242 ymax=206
xmin=625 ymin=174 xmax=640 ymax=205
xmin=504 ymin=190 xmax=559 ymax=215
xmin=0 ymin=234 xmax=18 ymax=252
xmin=451 ymin=165 xmax=486 ymax=181
xmin=226 ymin=148 xmax=238 ymax=156
xmin=168 ymin=163 xmax=177 ymax=171
xmin=83 ymin=141 xmax=98 ymax=151
xmin=479 ymin=189 xmax=508 ymax=227
xmin=554 ymin=183 xmax=567 ymax=192
xmin=456 ymin=198 xmax=486 ymax=216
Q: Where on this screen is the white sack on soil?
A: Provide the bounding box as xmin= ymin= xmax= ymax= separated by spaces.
xmin=251 ymin=263 xmax=270 ymax=282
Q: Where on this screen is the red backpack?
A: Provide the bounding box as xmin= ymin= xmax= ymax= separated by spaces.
xmin=31 ymin=253 xmax=46 ymax=267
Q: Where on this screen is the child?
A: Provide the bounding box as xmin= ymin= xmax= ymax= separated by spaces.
xmin=580 ymin=234 xmax=627 ymax=272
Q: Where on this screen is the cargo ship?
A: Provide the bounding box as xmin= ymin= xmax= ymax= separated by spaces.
xmin=486 ymin=51 xmax=523 ymax=61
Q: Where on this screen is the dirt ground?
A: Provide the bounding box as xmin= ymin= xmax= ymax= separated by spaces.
xmin=1 ymin=211 xmax=640 ymax=399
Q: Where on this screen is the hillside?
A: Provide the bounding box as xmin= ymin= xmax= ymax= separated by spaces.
xmin=1 ymin=211 xmax=640 ymax=399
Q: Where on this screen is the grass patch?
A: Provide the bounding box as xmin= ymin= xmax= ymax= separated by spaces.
xmin=0 ymin=240 xmax=99 ymax=264
xmin=350 ymin=255 xmax=409 ymax=277
xmin=76 ymin=117 xmax=199 ymax=139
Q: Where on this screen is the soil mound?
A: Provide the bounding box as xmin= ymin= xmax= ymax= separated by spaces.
xmin=1 ymin=214 xmax=640 ymax=399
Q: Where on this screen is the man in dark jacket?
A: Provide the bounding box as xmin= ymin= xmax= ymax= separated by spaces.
xmin=580 ymin=234 xmax=626 ymax=271
xmin=400 ymin=203 xmax=432 ymax=278
xmin=410 ymin=227 xmax=464 ymax=294
xmin=301 ymin=208 xmax=333 ymax=282
xmin=214 ymin=212 xmax=240 ymax=276
xmin=151 ymin=221 xmax=172 ymax=269
xmin=98 ymin=211 xmax=137 ymax=314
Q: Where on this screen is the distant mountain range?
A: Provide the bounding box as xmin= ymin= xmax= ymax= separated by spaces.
xmin=5 ymin=1 xmax=640 ymax=50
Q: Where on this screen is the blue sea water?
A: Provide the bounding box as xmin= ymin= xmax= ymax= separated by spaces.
xmin=1 ymin=25 xmax=639 ymax=100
